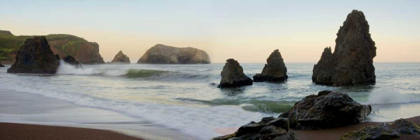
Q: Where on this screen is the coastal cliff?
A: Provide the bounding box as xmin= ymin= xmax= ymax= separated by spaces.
xmin=312 ymin=10 xmax=376 ymax=86
xmin=137 ymin=44 xmax=210 ymax=64
xmin=0 ymin=30 xmax=104 ymax=64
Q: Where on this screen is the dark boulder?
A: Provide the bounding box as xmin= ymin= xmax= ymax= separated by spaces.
xmin=253 ymin=49 xmax=288 ymax=82
xmin=279 ymin=90 xmax=371 ymax=130
xmin=7 ymin=36 xmax=59 ymax=74
xmin=55 ymin=54 xmax=60 ymax=61
xmin=0 ymin=63 xmax=4 ymax=67
xmin=213 ymin=117 xmax=296 ymax=140
xmin=218 ymin=59 xmax=253 ymax=88
xmin=312 ymin=10 xmax=376 ymax=86
xmin=62 ymin=55 xmax=82 ymax=68
xmin=340 ymin=119 xmax=420 ymax=140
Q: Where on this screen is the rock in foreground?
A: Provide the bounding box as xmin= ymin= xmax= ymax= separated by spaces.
xmin=253 ymin=49 xmax=288 ymax=82
xmin=218 ymin=59 xmax=253 ymax=88
xmin=312 ymin=10 xmax=376 ymax=86
xmin=7 ymin=36 xmax=59 ymax=74
xmin=340 ymin=119 xmax=420 ymax=140
xmin=213 ymin=117 xmax=297 ymax=140
xmin=137 ymin=44 xmax=210 ymax=64
xmin=279 ymin=90 xmax=371 ymax=130
xmin=111 ymin=50 xmax=130 ymax=63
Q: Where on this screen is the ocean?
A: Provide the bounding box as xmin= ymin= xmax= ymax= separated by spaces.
xmin=1 ymin=62 xmax=420 ymax=139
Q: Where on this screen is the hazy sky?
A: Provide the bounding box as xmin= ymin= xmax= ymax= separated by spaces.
xmin=1 ymin=0 xmax=419 ymax=63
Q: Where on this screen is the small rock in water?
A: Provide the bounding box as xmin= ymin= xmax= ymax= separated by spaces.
xmin=253 ymin=49 xmax=288 ymax=83
xmin=218 ymin=59 xmax=253 ymax=88
xmin=279 ymin=90 xmax=372 ymax=130
xmin=62 ymin=55 xmax=83 ymax=69
xmin=111 ymin=50 xmax=130 ymax=63
xmin=340 ymin=119 xmax=420 ymax=140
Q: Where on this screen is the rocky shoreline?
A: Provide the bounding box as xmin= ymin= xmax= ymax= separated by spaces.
xmin=214 ymin=91 xmax=420 ymax=140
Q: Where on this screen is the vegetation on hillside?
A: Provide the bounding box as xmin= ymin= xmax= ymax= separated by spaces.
xmin=0 ymin=31 xmax=92 ymax=61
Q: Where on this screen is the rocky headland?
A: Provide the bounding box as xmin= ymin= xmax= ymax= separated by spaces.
xmin=253 ymin=49 xmax=288 ymax=82
xmin=7 ymin=36 xmax=59 ymax=74
xmin=111 ymin=50 xmax=130 ymax=63
xmin=218 ymin=59 xmax=253 ymax=88
xmin=312 ymin=10 xmax=376 ymax=86
xmin=137 ymin=44 xmax=210 ymax=64
xmin=0 ymin=30 xmax=104 ymax=64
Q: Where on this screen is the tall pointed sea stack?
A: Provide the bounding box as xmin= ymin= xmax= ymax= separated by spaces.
xmin=111 ymin=50 xmax=130 ymax=63
xmin=7 ymin=36 xmax=59 ymax=74
xmin=312 ymin=10 xmax=376 ymax=86
xmin=218 ymin=59 xmax=253 ymax=88
xmin=253 ymin=49 xmax=288 ymax=82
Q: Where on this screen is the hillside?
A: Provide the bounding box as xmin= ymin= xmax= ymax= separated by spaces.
xmin=0 ymin=30 xmax=104 ymax=64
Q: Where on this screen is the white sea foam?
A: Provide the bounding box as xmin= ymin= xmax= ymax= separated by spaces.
xmin=0 ymin=73 xmax=263 ymax=139
xmin=56 ymin=60 xmax=103 ymax=75
xmin=367 ymin=89 xmax=420 ymax=105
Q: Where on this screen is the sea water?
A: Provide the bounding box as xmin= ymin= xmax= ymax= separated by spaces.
xmin=0 ymin=62 xmax=420 ymax=139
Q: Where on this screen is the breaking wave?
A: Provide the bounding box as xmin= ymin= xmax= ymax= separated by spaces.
xmin=367 ymin=89 xmax=420 ymax=105
xmin=56 ymin=61 xmax=210 ymax=80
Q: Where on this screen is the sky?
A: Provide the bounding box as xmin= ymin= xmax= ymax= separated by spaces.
xmin=0 ymin=0 xmax=419 ymax=63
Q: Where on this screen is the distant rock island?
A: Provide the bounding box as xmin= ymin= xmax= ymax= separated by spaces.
xmin=312 ymin=10 xmax=376 ymax=86
xmin=137 ymin=44 xmax=210 ymax=64
xmin=111 ymin=50 xmax=130 ymax=63
xmin=0 ymin=30 xmax=104 ymax=64
xmin=253 ymin=49 xmax=288 ymax=82
xmin=7 ymin=36 xmax=59 ymax=74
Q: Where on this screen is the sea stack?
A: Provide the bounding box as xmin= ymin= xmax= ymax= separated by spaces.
xmin=137 ymin=44 xmax=210 ymax=64
xmin=111 ymin=50 xmax=130 ymax=63
xmin=218 ymin=59 xmax=253 ymax=88
xmin=7 ymin=36 xmax=59 ymax=74
xmin=279 ymin=90 xmax=371 ymax=130
xmin=312 ymin=10 xmax=376 ymax=86
xmin=253 ymin=49 xmax=288 ymax=82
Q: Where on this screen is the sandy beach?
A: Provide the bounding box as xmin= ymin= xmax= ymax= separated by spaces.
xmin=0 ymin=122 xmax=142 ymax=140
xmin=0 ymin=88 xmax=195 ymax=140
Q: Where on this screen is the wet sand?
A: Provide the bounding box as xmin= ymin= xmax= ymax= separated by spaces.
xmin=0 ymin=89 xmax=195 ymax=140
xmin=292 ymin=116 xmax=420 ymax=140
xmin=0 ymin=122 xmax=142 ymax=140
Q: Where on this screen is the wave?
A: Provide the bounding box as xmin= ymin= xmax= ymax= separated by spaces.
xmin=56 ymin=60 xmax=102 ymax=75
xmin=56 ymin=61 xmax=210 ymax=81
xmin=367 ymin=89 xmax=420 ymax=105
xmin=176 ymin=98 xmax=295 ymax=113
